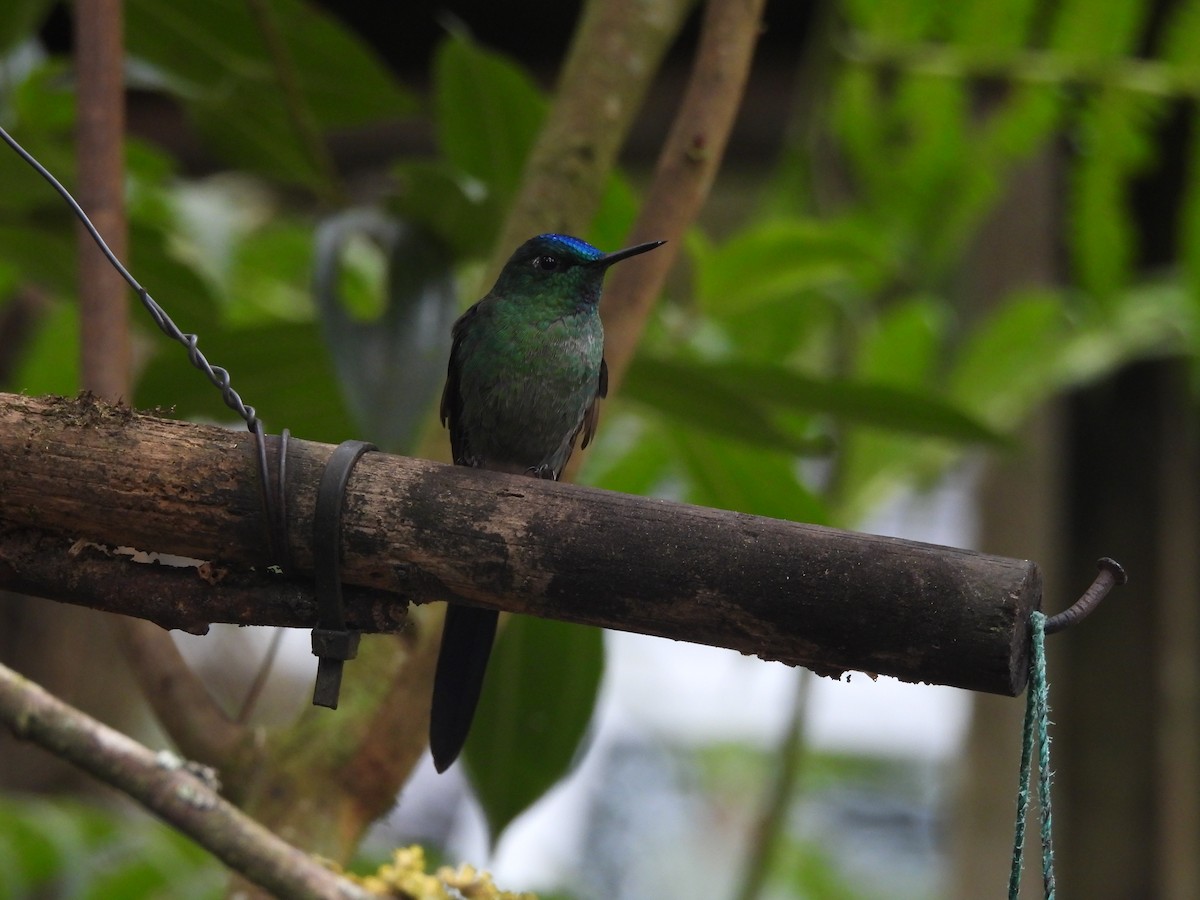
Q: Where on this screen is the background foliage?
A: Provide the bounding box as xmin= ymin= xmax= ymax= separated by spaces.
xmin=1 ymin=0 xmax=1197 ymax=896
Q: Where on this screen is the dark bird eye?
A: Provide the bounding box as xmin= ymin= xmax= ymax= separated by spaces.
xmin=533 ymin=255 xmax=560 ymax=271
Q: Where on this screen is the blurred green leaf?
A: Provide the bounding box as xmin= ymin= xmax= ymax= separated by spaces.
xmin=0 ymin=224 xmax=76 ymax=296
xmin=695 ymin=218 xmax=887 ymax=316
xmin=390 ymin=160 xmax=499 ymax=257
xmin=1050 ymin=0 xmax=1149 ymax=60
xmin=587 ymin=173 xmax=641 ymax=253
xmin=630 ymin=355 xmax=1008 ymax=448
xmin=1068 ymin=89 xmax=1165 ymax=303
xmin=226 ymin=220 xmax=316 ymax=324
xmin=674 ymin=430 xmax=831 ymax=525
xmin=434 ymin=33 xmax=546 ymax=203
xmin=775 ymin=839 xmax=862 ymax=900
xmin=1162 ymin=0 xmax=1200 ymax=72
xmin=1058 ymin=282 xmax=1193 ymax=385
xmin=136 ymin=320 xmax=355 ymax=443
xmin=832 ymin=66 xmax=891 ymax=207
xmin=0 ymin=61 xmax=77 ymax=215
xmin=465 ymin=616 xmax=604 ymax=842
xmin=580 ymin=410 xmax=675 ymax=497
xmin=855 ymin=295 xmax=947 ymax=386
xmin=328 ymin=230 xmax=388 ymax=322
xmin=949 ymin=290 xmax=1070 ymax=428
xmin=126 ymin=0 xmax=416 ymax=189
xmin=841 ymin=0 xmax=943 ymax=42
xmin=0 ymin=798 xmax=222 ymax=900
xmin=891 ymin=74 xmax=970 ymax=222
xmin=947 ymin=0 xmax=1040 ymax=49
xmin=978 ymin=85 xmax=1065 ymax=163
xmin=8 ymin=299 xmax=78 ymax=395
xmin=0 ymin=0 xmax=54 ymax=54
xmin=624 ymin=356 xmax=831 ymax=456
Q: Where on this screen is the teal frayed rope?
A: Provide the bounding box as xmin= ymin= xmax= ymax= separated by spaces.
xmin=1008 ymin=610 xmax=1055 ymax=899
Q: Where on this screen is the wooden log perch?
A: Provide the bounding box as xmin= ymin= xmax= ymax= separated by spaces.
xmin=0 ymin=392 xmax=1041 ymax=695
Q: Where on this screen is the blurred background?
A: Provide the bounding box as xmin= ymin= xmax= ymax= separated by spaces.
xmin=0 ymin=0 xmax=1197 ymax=897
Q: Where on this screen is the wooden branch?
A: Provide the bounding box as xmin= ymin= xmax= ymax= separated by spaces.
xmin=0 ymin=393 xmax=1041 ymax=695
xmin=0 ymin=660 xmax=369 ymax=900
xmin=0 ymin=526 xmax=408 ymax=635
xmin=600 ymin=0 xmax=769 ymax=393
xmin=491 ymin=0 xmax=693 ymax=271
xmin=74 ymin=0 xmax=131 ymax=397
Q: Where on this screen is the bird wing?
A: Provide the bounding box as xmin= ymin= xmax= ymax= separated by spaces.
xmin=440 ymin=303 xmax=480 ymax=466
xmin=579 ymin=357 xmax=608 ymax=450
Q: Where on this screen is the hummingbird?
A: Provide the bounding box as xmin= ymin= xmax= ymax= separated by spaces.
xmin=430 ymin=232 xmax=665 ymax=773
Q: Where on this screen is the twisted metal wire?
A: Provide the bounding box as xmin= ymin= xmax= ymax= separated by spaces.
xmin=1 ymin=123 xmax=291 ymax=576
xmin=0 ymin=124 xmax=260 ymax=432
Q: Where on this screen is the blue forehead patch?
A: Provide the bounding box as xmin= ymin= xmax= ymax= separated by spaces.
xmin=539 ymin=233 xmax=603 ymax=261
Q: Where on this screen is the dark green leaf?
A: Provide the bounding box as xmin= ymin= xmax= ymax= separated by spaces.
xmin=629 ymin=356 xmax=1009 ymax=448
xmin=0 ymin=224 xmax=76 ymax=296
xmin=855 ymin=295 xmax=947 ymax=386
xmin=225 ymin=220 xmax=316 ymax=324
xmin=1050 ymin=0 xmax=1149 ymax=60
xmin=624 ymin=356 xmax=832 ymax=456
xmin=948 ymin=290 xmax=1069 ymax=429
xmin=126 ymin=0 xmax=416 ymax=187
xmin=0 ymin=0 xmax=55 ymax=53
xmin=390 ymin=159 xmax=503 ymax=256
xmin=581 ymin=412 xmax=674 ymax=497
xmin=587 ymin=173 xmax=640 ymax=252
xmin=465 ymin=616 xmax=604 ymax=842
xmin=8 ymin=300 xmax=78 ymax=395
xmin=434 ymin=33 xmax=547 ymax=201
xmin=695 ymin=217 xmax=887 ymax=316
xmin=136 ymin=320 xmax=355 ymax=444
xmin=674 ymin=431 xmax=831 ymax=525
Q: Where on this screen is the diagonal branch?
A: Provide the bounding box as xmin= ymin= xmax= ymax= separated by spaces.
xmin=0 ymin=660 xmax=369 ymax=900
xmin=600 ymin=0 xmax=769 ymax=390
xmin=112 ymin=619 xmax=247 ymax=766
xmin=489 ymin=0 xmax=695 ymax=277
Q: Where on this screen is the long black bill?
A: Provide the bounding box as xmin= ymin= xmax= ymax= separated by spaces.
xmin=588 ymin=239 xmax=666 ymax=268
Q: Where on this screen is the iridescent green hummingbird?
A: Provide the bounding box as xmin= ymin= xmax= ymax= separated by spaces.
xmin=430 ymin=233 xmax=664 ymax=772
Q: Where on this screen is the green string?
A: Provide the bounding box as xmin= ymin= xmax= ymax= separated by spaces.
xmin=1008 ymin=610 xmax=1055 ymax=899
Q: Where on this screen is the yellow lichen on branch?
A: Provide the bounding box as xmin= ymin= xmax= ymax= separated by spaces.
xmin=340 ymin=845 xmax=537 ymax=900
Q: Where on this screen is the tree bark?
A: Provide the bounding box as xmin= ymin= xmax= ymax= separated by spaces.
xmin=1 ymin=392 xmax=1041 ymax=695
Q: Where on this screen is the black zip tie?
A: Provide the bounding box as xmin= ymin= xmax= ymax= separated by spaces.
xmin=311 ymin=440 xmax=377 ymax=709
xmin=0 ymin=123 xmax=288 ymax=574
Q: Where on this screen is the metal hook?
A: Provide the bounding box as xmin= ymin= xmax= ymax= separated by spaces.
xmin=1044 ymin=557 xmax=1126 ymax=635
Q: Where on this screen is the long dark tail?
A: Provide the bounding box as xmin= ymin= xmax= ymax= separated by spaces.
xmin=429 ymin=604 xmax=499 ymax=772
